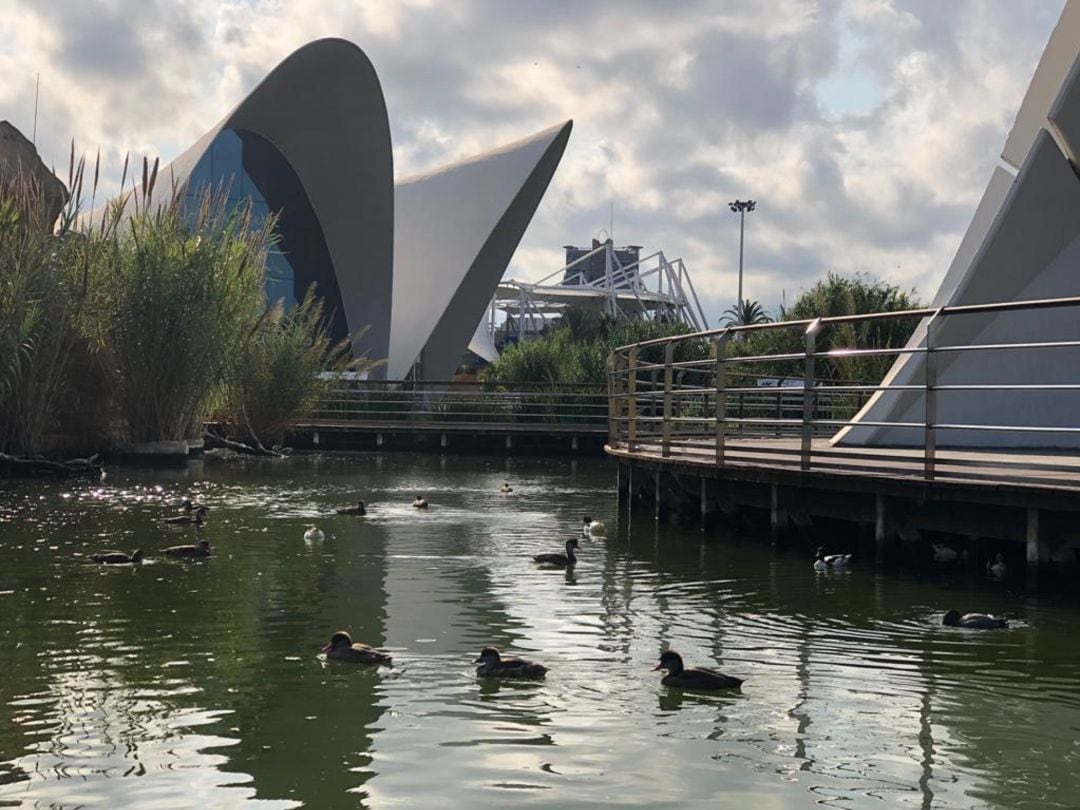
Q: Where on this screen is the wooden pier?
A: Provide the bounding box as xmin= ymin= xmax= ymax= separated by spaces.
xmin=605 ymin=299 xmax=1080 ymax=578
xmin=609 ymin=438 xmax=1080 ymax=573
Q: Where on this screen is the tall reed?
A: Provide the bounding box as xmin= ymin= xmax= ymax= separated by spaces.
xmin=0 ymin=153 xmax=93 ymax=455
xmin=87 ymin=178 xmax=274 ymax=444
xmin=221 ymin=286 xmax=379 ymax=448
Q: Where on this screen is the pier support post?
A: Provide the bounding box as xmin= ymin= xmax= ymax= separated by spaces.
xmin=654 ymin=469 xmax=662 ymax=521
xmin=700 ymin=477 xmax=707 ymax=532
xmin=875 ymin=495 xmax=889 ymax=563
xmin=376 ymin=433 xmax=383 ymax=447
xmin=769 ymin=484 xmax=786 ymax=540
xmin=505 ymin=435 xmax=512 ymax=450
xmin=313 ymin=430 xmax=320 ymax=448
xmin=1027 ymin=508 xmax=1049 ymax=577
xmin=441 ymin=434 xmax=448 ymax=450
xmin=571 ymin=436 xmax=579 ymax=451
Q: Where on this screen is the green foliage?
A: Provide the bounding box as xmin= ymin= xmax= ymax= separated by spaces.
xmin=0 ymin=149 xmax=382 ymax=456
xmin=722 ymin=298 xmax=771 ymax=327
xmin=221 ymin=287 xmax=380 ymax=447
xmin=87 ymin=187 xmax=273 ymax=443
xmin=732 ymin=272 xmax=923 ymax=384
xmin=484 ymin=309 xmax=708 ymax=385
xmin=0 ymin=165 xmax=92 ymax=454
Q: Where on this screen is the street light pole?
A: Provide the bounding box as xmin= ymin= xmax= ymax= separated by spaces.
xmin=728 ymin=199 xmax=756 ymax=318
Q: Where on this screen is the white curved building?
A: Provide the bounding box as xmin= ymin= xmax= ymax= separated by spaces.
xmin=836 ymin=0 xmax=1080 ymax=449
xmin=153 ymin=38 xmax=571 ymax=379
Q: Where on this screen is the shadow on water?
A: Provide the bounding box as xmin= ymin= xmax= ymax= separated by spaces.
xmin=1 ymin=452 xmax=1080 ymax=807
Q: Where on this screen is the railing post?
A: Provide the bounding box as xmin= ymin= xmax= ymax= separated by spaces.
xmin=801 ymin=320 xmax=820 ymax=471
xmin=924 ymin=312 xmax=940 ymax=480
xmin=714 ymin=332 xmax=731 ymax=465
xmin=627 ymin=347 xmax=639 ymax=451
xmin=662 ymin=342 xmax=675 ymax=457
xmin=606 ymin=353 xmax=619 ymax=446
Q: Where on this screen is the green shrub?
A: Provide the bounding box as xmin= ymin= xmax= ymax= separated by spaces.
xmin=221 ymin=287 xmax=379 ymax=446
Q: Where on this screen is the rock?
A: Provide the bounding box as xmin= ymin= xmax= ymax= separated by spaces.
xmin=0 ymin=121 xmax=68 ymax=229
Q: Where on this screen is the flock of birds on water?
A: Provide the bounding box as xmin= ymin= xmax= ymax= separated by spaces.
xmin=86 ymin=483 xmax=1010 ymax=691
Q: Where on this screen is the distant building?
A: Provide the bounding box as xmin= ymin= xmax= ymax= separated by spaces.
xmin=562 ymin=239 xmax=641 ymax=287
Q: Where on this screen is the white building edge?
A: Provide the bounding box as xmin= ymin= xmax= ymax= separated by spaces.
xmin=835 ymin=0 xmax=1080 ymax=449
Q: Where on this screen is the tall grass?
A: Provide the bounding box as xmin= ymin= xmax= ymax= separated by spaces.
xmin=86 ymin=180 xmax=275 ymax=444
xmin=0 ymin=146 xmax=378 ymax=455
xmin=0 ymin=155 xmax=93 ymax=455
xmin=220 ymin=286 xmax=379 ymax=448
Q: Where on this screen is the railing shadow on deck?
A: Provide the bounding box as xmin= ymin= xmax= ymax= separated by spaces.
xmin=606 ymin=296 xmax=1080 ymax=490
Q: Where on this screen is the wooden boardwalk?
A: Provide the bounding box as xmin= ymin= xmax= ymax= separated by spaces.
xmin=608 ymin=437 xmax=1080 ymax=558
xmin=608 ymin=437 xmax=1080 ymax=500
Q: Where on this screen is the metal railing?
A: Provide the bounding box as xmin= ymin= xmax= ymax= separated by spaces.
xmin=607 ymin=295 xmax=1080 ymax=488
xmin=309 ymin=380 xmax=609 ymax=432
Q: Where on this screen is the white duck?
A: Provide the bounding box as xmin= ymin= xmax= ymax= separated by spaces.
xmin=986 ymin=553 xmax=1007 ymax=578
xmin=304 ymin=525 xmax=325 ymax=542
xmin=582 ymin=515 xmax=606 ymax=537
xmin=814 ymin=546 xmax=852 ymax=572
xmin=931 ymin=543 xmax=960 ymax=563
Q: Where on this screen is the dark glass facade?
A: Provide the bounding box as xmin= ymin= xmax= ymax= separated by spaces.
xmin=183 ymin=128 xmax=348 ymax=340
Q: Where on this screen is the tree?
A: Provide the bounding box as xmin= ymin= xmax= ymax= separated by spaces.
xmin=734 ymin=272 xmax=923 ymax=384
xmin=722 ymin=298 xmax=772 ymax=327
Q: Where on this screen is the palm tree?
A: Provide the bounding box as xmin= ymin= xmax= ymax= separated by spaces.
xmin=722 ymin=298 xmax=772 ymax=327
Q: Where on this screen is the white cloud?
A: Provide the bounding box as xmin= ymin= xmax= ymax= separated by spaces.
xmin=0 ymin=0 xmax=1066 ymax=326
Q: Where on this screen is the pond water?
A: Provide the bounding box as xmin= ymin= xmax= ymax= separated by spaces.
xmin=1 ymin=453 xmax=1079 ymax=809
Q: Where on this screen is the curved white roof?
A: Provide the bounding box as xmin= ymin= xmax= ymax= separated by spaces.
xmin=389 ymin=121 xmax=572 ymax=379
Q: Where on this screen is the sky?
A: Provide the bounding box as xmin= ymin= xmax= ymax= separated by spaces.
xmin=0 ymin=0 xmax=1066 ymax=327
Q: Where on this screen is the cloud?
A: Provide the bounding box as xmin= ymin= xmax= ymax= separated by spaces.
xmin=0 ymin=0 xmax=1066 ymax=326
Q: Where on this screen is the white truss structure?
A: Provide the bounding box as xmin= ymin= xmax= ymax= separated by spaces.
xmin=484 ymin=240 xmax=709 ymax=347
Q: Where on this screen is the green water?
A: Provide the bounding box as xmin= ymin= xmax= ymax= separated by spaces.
xmin=0 ymin=453 xmax=1078 ymax=809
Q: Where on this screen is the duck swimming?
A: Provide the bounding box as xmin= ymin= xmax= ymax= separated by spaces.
xmin=987 ymin=553 xmax=1007 ymax=578
xmin=91 ymin=549 xmax=144 ymax=565
xmin=942 ymin=610 xmax=1008 ymax=629
xmin=931 ymin=543 xmax=961 ymax=562
xmin=533 ymin=538 xmax=579 ymax=568
xmin=336 ymin=500 xmax=366 ymax=516
xmin=653 ymin=650 xmax=743 ymax=690
xmin=164 ymin=539 xmax=211 ymax=559
xmin=500 ymin=482 xmax=513 ymax=494
xmin=582 ymin=515 xmax=606 ymax=537
xmin=321 ymin=631 xmax=392 ymax=665
xmin=165 ymin=505 xmax=208 ymax=526
xmin=304 ymin=525 xmax=325 ymax=542
xmin=473 ymin=646 xmax=547 ymax=679
xmin=413 ymin=495 xmax=428 ymax=509
xmin=814 ymin=547 xmax=852 ymax=571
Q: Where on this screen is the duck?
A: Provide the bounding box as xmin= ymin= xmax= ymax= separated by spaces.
xmin=320 ymin=631 xmax=392 ymax=665
xmin=91 ymin=549 xmax=144 ymax=565
xmin=653 ymin=650 xmax=743 ymax=690
xmin=336 ymin=500 xmax=366 ymax=516
xmin=931 ymin=543 xmax=960 ymax=563
xmin=413 ymin=495 xmax=428 ymax=509
xmin=473 ymin=646 xmax=547 ymax=679
xmin=164 ymin=539 xmax=211 ymax=559
xmin=582 ymin=515 xmax=606 ymax=537
xmin=987 ymin=553 xmax=1007 ymax=578
xmin=304 ymin=525 xmax=325 ymax=542
xmin=165 ymin=505 xmax=208 ymax=526
xmin=533 ymin=538 xmax=579 ymax=568
xmin=500 ymin=482 xmax=513 ymax=494
xmin=942 ymin=609 xmax=1008 ymax=629
xmin=814 ymin=546 xmax=852 ymax=571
